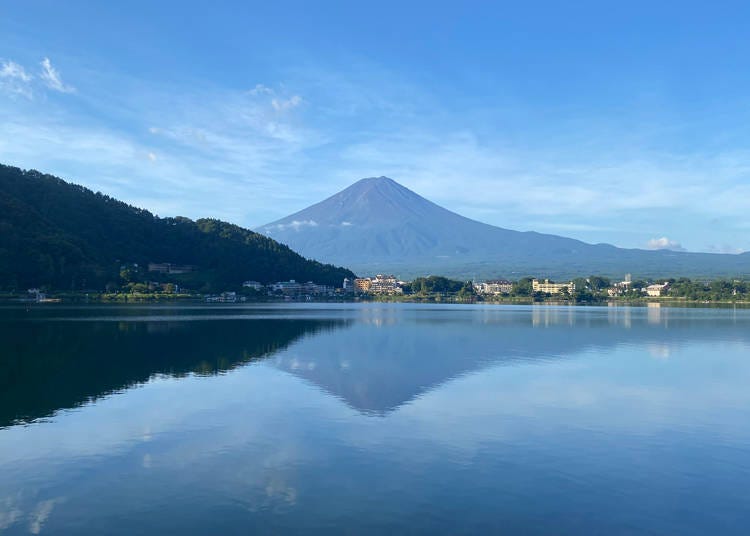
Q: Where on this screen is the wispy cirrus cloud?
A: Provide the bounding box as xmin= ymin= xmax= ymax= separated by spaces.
xmin=3 ymin=53 xmax=750 ymax=253
xmin=334 ymin=130 xmax=750 ymax=222
xmin=0 ymin=60 xmax=31 ymax=81
xmin=249 ymin=83 xmax=274 ymax=96
xmin=0 ymin=57 xmax=76 ymax=98
xmin=0 ymin=59 xmax=33 ymax=98
xmin=271 ymin=94 xmax=302 ymax=111
xmin=247 ymin=83 xmax=303 ymax=112
xmin=0 ymin=72 xmax=322 ymax=224
xmin=39 ymin=57 xmax=75 ymax=93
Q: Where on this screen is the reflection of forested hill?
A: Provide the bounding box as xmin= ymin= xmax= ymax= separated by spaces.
xmin=0 ymin=311 xmax=347 ymax=427
xmin=4 ymin=305 xmax=749 ymax=426
xmin=272 ymin=306 xmax=750 ymax=414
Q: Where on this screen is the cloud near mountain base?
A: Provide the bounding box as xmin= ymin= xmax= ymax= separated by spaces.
xmin=646 ymin=237 xmax=686 ymax=252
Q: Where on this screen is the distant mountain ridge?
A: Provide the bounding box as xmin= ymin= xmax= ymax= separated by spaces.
xmin=0 ymin=164 xmax=354 ymax=291
xmin=259 ymin=176 xmax=750 ymax=279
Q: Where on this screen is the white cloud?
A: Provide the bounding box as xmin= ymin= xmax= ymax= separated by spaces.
xmin=0 ymin=497 xmax=22 ymax=530
xmin=39 ymin=57 xmax=75 ymax=93
xmin=147 ymin=152 xmax=157 ymax=161
xmin=264 ymin=220 xmax=318 ymax=233
xmin=28 ymin=498 xmax=64 ymax=535
xmin=0 ymin=59 xmax=33 ymax=98
xmin=3 ymin=57 xmax=750 ymax=252
xmin=1 ymin=60 xmax=31 ymax=81
xmin=271 ymin=95 xmax=302 ymax=111
xmin=646 ymin=237 xmax=686 ymax=251
xmin=247 ymin=83 xmax=303 ymax=112
xmin=249 ymin=83 xmax=275 ymax=96
xmin=0 ymin=117 xmax=227 ymax=220
xmin=705 ymin=244 xmax=745 ymax=255
xmin=330 ymin=128 xmax=750 ymax=251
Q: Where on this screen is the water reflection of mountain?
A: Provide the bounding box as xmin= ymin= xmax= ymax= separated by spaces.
xmin=271 ymin=305 xmax=750 ymax=414
xmin=3 ymin=305 xmax=749 ymax=426
xmin=0 ymin=311 xmax=347 ymax=428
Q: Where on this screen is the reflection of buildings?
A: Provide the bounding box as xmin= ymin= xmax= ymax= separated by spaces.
xmin=647 ymin=343 xmax=671 ymax=359
xmin=532 ymin=279 xmax=575 ymax=295
xmin=532 ymin=306 xmax=575 ymax=327
xmin=607 ymin=302 xmax=632 ymax=328
xmin=8 ymin=305 xmax=747 ymax=426
xmin=647 ymin=302 xmax=664 ymax=325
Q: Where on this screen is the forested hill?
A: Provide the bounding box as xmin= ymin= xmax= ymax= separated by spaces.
xmin=0 ymin=164 xmax=355 ymax=291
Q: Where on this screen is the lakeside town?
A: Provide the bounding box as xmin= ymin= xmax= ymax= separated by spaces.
xmin=11 ymin=264 xmax=750 ymax=305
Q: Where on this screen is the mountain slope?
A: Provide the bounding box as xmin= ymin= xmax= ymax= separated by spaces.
xmin=259 ymin=176 xmax=750 ymax=279
xmin=0 ymin=164 xmax=354 ymax=291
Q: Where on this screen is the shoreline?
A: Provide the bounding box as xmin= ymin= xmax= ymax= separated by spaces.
xmin=3 ymin=294 xmax=750 ymax=309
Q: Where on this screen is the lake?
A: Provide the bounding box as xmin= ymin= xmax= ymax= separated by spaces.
xmin=1 ymin=303 xmax=749 ymax=534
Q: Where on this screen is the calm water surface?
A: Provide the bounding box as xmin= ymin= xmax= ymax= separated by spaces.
xmin=1 ymin=303 xmax=749 ymax=534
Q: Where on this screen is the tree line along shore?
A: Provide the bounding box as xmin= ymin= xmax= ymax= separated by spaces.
xmin=4 ymin=274 xmax=750 ymax=305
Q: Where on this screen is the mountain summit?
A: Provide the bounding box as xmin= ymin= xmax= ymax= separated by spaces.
xmin=259 ymin=177 xmax=750 ymax=279
xmin=265 ymin=176 xmax=454 ymax=227
xmin=259 ymin=176 xmax=517 ymax=263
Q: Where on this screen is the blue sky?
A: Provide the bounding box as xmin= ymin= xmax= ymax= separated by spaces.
xmin=2 ymin=1 xmax=750 ymax=253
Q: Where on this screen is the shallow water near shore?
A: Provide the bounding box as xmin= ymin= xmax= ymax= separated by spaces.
xmin=1 ymin=303 xmax=749 ymax=534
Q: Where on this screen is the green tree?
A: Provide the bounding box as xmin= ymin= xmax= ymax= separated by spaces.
xmin=588 ymin=275 xmax=611 ymax=291
xmin=0 ymin=164 xmax=355 ymax=291
xmin=512 ymin=277 xmax=534 ymax=296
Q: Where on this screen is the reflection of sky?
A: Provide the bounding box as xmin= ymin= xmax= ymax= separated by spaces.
xmin=2 ymin=305 xmax=750 ymax=534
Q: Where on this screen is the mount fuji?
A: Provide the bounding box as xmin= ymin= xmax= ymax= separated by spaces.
xmin=258 ymin=177 xmax=750 ymax=279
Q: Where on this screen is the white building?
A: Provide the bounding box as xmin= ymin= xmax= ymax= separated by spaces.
xmin=532 ymin=279 xmax=575 ymax=295
xmin=269 ymin=280 xmax=333 ymax=296
xmin=270 ymin=280 xmax=303 ymax=294
xmin=607 ymin=278 xmax=633 ymax=297
xmin=475 ymin=280 xmax=513 ymax=295
xmin=645 ymin=282 xmax=669 ymax=297
xmin=242 ymin=280 xmax=264 ymax=291
xmin=370 ymin=274 xmax=403 ymax=295
xmin=301 ymin=281 xmax=334 ymax=295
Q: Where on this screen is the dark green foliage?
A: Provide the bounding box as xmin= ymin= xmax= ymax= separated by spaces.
xmin=573 ymin=288 xmax=597 ymax=303
xmin=571 ymin=275 xmax=610 ymax=292
xmin=406 ymin=275 xmax=468 ymax=295
xmin=668 ymin=278 xmax=746 ymax=301
xmin=587 ymin=275 xmax=611 ymax=291
xmin=0 ymin=164 xmax=354 ymax=291
xmin=511 ymin=277 xmax=534 ymax=296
